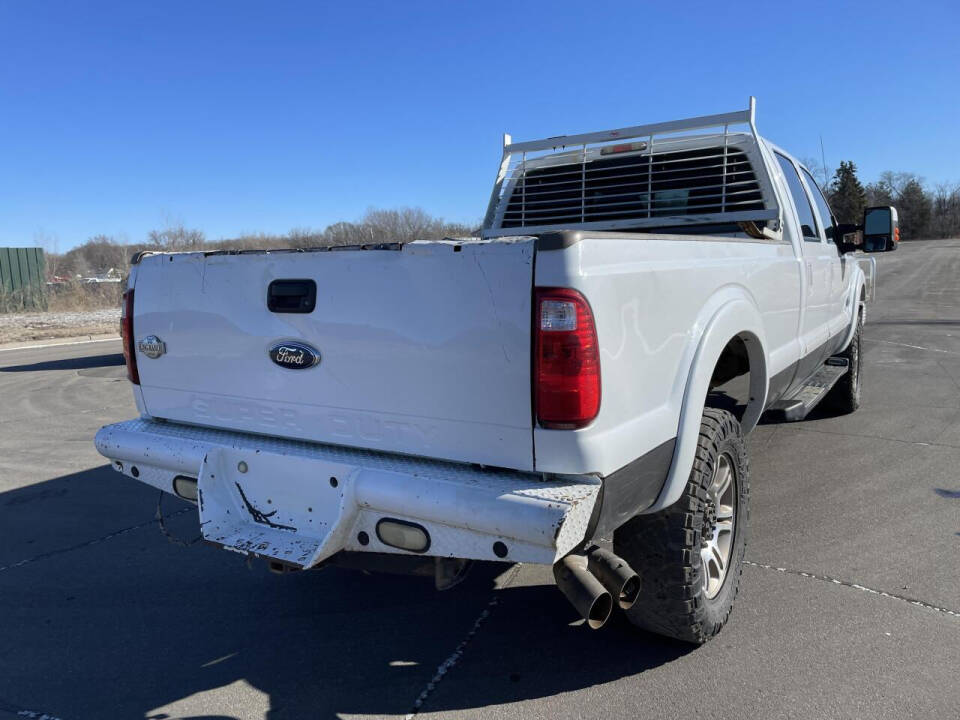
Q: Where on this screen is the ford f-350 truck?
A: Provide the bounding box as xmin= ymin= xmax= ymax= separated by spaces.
xmin=96 ymin=98 xmax=897 ymax=643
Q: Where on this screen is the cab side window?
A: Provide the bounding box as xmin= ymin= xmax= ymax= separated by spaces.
xmin=801 ymin=167 xmax=836 ymax=244
xmin=776 ymin=154 xmax=819 ymax=242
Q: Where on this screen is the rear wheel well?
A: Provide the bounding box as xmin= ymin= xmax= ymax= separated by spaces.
xmin=706 ymin=336 xmax=752 ymax=422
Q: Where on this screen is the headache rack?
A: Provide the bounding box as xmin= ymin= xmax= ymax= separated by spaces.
xmin=482 ymin=97 xmax=781 ymax=240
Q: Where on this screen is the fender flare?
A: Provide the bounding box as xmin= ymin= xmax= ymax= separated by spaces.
xmin=643 ymin=292 xmax=769 ymax=513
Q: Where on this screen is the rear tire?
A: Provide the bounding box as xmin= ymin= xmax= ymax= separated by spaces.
xmin=614 ymin=408 xmax=749 ymax=644
xmin=826 ymin=308 xmax=863 ymax=414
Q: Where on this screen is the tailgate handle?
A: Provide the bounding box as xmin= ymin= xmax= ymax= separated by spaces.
xmin=267 ymin=279 xmax=316 ymax=313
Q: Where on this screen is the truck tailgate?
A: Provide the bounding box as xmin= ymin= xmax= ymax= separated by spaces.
xmin=131 ymin=239 xmax=535 ymax=470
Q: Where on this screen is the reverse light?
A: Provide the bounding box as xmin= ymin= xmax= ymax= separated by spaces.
xmin=173 ymin=475 xmax=199 ymax=502
xmin=376 ymin=519 xmax=430 ymax=553
xmin=121 ymin=289 xmax=140 ymax=385
xmin=534 ymin=288 xmax=601 ymax=429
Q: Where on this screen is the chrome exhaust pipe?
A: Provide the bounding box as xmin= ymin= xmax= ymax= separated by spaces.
xmin=586 ymin=546 xmax=641 ymax=610
xmin=553 ymin=554 xmax=613 ymax=629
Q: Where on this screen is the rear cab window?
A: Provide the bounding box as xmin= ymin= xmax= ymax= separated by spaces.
xmin=800 ymin=167 xmax=836 ymax=244
xmin=775 ymin=153 xmax=819 ymax=243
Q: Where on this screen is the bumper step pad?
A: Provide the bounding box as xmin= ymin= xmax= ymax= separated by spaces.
xmin=198 ymin=447 xmax=355 ymax=567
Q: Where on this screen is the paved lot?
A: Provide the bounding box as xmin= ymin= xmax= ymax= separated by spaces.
xmin=1 ymin=240 xmax=959 ymax=720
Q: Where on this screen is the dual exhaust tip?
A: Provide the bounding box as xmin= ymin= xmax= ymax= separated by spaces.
xmin=553 ymin=546 xmax=640 ymax=630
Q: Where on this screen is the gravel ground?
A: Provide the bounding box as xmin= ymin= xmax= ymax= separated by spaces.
xmin=0 ymin=308 xmax=120 ymax=344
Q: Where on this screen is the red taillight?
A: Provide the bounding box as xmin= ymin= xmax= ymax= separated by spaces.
xmin=534 ymin=288 xmax=601 ymax=429
xmin=121 ymin=289 xmax=140 ymax=385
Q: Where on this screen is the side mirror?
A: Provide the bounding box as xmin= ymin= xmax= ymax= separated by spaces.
xmin=862 ymin=206 xmax=899 ymax=252
xmin=835 ymin=223 xmax=861 ymax=254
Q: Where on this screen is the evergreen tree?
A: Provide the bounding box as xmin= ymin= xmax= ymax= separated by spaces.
xmin=829 ymin=161 xmax=867 ymax=224
xmin=865 ymin=180 xmax=895 ymax=207
xmin=898 ymin=179 xmax=932 ymax=239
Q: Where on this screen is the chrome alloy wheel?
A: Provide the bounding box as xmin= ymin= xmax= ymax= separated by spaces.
xmin=700 ymin=453 xmax=737 ymax=599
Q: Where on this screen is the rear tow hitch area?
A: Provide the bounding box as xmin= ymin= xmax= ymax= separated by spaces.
xmin=553 ymin=546 xmax=640 ymax=629
xmin=267 ymin=559 xmax=301 ymax=574
xmin=198 ymin=447 xmax=355 ymax=569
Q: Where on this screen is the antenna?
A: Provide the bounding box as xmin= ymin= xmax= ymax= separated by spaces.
xmin=819 ymin=135 xmax=828 ymax=186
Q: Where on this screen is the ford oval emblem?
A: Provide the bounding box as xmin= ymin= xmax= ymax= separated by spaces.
xmin=269 ymin=341 xmax=321 ymax=370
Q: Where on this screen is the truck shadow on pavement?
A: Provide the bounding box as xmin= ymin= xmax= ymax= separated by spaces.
xmin=0 ymin=352 xmax=124 ymax=373
xmin=0 ymin=465 xmax=690 ymax=720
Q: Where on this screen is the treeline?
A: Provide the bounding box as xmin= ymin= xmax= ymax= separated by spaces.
xmin=46 ymin=167 xmax=960 ymax=280
xmin=809 ymin=162 xmax=958 ymax=241
xmin=46 ymin=207 xmax=477 ymax=279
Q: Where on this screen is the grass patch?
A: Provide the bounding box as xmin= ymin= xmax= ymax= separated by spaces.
xmin=46 ymin=282 xmax=122 ymax=312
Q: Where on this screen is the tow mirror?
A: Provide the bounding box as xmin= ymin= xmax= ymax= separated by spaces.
xmin=835 ymin=224 xmax=861 ymax=254
xmin=862 ymin=206 xmax=899 ymax=252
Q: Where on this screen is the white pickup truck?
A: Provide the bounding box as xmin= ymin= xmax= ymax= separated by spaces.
xmin=96 ymin=99 xmax=897 ymax=643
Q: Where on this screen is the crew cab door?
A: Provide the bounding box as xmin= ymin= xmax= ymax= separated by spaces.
xmin=775 ymin=153 xmax=832 ymax=371
xmin=800 ymin=166 xmax=850 ymax=343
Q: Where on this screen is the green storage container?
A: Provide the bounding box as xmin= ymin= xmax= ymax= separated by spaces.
xmin=0 ymin=247 xmax=47 ymax=311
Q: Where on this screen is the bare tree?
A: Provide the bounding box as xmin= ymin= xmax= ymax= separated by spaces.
xmin=322 ymin=221 xmax=366 ymax=246
xmin=800 ymin=157 xmax=830 ymax=191
xmin=361 ymin=207 xmax=440 ymax=244
xmin=148 ymin=223 xmax=206 ymax=250
xmin=930 ymin=183 xmax=960 ymax=238
xmin=287 ymin=227 xmax=324 ymax=247
xmin=34 ymin=230 xmax=60 ymax=279
xmin=79 ymin=235 xmax=128 ymax=275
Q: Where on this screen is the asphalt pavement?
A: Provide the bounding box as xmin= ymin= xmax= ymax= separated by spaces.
xmin=1 ymin=240 xmax=958 ymax=720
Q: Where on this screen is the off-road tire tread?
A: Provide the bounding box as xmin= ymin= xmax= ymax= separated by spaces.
xmin=614 ymin=408 xmax=749 ymax=644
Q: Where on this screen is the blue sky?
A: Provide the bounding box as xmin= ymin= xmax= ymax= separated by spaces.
xmin=1 ymin=0 xmax=958 ymax=250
